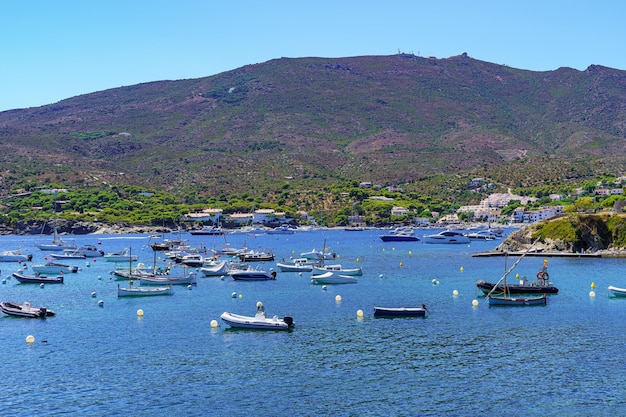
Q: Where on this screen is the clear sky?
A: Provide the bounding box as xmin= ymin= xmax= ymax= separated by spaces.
xmin=1 ymin=0 xmax=624 ymax=112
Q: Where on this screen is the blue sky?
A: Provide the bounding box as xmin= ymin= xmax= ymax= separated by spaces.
xmin=1 ymin=0 xmax=624 ymax=112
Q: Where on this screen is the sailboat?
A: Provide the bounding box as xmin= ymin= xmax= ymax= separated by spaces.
xmin=35 ymin=191 xmax=77 ymax=252
xmin=117 ymin=248 xmax=173 ymax=297
xmin=486 ymin=242 xmax=547 ymax=307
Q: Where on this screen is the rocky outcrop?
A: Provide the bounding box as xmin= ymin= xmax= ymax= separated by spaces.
xmin=3 ymin=219 xmax=171 ymax=236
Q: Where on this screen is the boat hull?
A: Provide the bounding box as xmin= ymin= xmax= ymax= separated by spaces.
xmin=230 ymin=271 xmax=276 ymax=281
xmin=379 ymin=235 xmax=419 ymax=242
xmin=608 ymin=285 xmax=626 ymax=297
xmin=373 ymin=307 xmax=426 ymax=317
xmin=476 ymin=280 xmax=559 ymax=294
xmin=220 ymin=312 xmax=293 ymax=330
xmin=488 ymin=294 xmax=547 ymax=306
xmin=0 ymin=301 xmax=56 ymax=318
xmin=12 ymin=272 xmax=64 ymax=284
xmin=117 ymin=285 xmax=173 ymax=297
xmin=311 ymin=272 xmax=358 ymax=284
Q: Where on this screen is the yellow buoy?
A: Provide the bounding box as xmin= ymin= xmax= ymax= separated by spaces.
xmin=399 ymin=262 xmax=403 ymax=267
xmin=589 ymin=291 xmax=596 ymax=298
xmin=335 ymin=295 xmax=342 ymax=302
xmin=26 ymin=335 xmax=35 ymax=344
xmin=472 ymin=299 xmax=479 ymax=307
xmin=137 ymin=309 xmax=144 ymax=317
xmin=453 ymin=290 xmax=459 ymax=297
xmin=238 ymin=294 xmax=243 ymax=298
xmin=515 ymin=273 xmax=520 ymax=279
xmin=460 ymin=266 xmax=465 ymax=272
xmin=408 ymin=250 xmax=412 ymax=255
xmin=591 ymin=282 xmax=596 ymax=289
xmin=356 ymin=309 xmax=363 ymax=318
xmin=210 ymin=319 xmax=219 ymax=328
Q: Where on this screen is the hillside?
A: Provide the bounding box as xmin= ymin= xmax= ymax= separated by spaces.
xmin=1 ymin=53 xmax=626 ymax=199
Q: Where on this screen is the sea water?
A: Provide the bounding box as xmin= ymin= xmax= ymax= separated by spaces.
xmin=0 ymin=229 xmax=625 ymax=416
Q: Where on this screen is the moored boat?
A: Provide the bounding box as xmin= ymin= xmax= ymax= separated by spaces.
xmin=200 ymin=260 xmax=232 ymax=276
xmin=312 ymin=264 xmax=363 ymax=276
xmin=373 ymin=305 xmax=428 ymax=318
xmin=31 ymin=261 xmax=79 ymax=275
xmin=276 ymin=258 xmax=315 ymax=272
xmin=117 ymin=282 xmax=173 ymax=297
xmin=0 ymin=250 xmax=33 ymax=262
xmin=422 ymin=230 xmax=470 ymax=244
xmin=12 ymin=271 xmax=64 ymax=284
xmin=230 ymin=268 xmax=277 ymax=281
xmin=311 ymin=271 xmax=358 ymax=284
xmin=220 ymin=302 xmax=294 ymax=330
xmin=476 ymin=260 xmax=558 ymax=295
xmin=0 ymin=301 xmax=56 ymax=318
xmin=379 ymin=227 xmax=419 ymax=242
xmin=608 ymin=285 xmax=626 ymax=297
xmin=488 ymin=293 xmax=547 ymax=306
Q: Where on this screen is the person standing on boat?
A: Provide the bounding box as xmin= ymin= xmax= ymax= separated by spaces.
xmin=256 ymin=301 xmax=266 ymax=317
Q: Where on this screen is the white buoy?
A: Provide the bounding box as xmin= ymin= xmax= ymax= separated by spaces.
xmin=26 ymin=335 xmax=35 ymax=344
xmin=98 ymin=300 xmax=104 ymax=307
xmin=379 ymin=274 xmax=384 ymax=278
xmin=137 ymin=309 xmax=144 ymax=317
xmin=91 ymin=291 xmax=97 ymax=298
xmin=86 ymin=262 xmax=91 ymax=268
xmin=472 ymin=299 xmax=479 ymax=307
xmin=231 ymin=292 xmax=238 ymax=298
xmin=432 ymin=279 xmax=437 ymax=284
xmin=322 ymin=285 xmax=327 ymax=291
xmin=210 ymin=319 xmax=219 ymax=328
xmin=356 ymin=309 xmax=364 ymax=318
xmin=335 ymin=295 xmax=342 ymax=302
xmin=40 ymin=283 xmax=45 ymax=289
xmin=589 ymin=291 xmax=596 ymax=298
xmin=187 ymin=285 xmax=192 ymax=290
xmin=453 ymin=290 xmax=459 ymax=297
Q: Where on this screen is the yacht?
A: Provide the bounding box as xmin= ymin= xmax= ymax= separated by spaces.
xmin=422 ymin=230 xmax=470 ymax=244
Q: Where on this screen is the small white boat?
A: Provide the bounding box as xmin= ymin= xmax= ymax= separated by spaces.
xmin=230 ymin=268 xmax=277 ymax=281
xmin=311 ymin=271 xmax=358 ymax=284
xmin=105 ymin=248 xmax=138 ymax=263
xmin=0 ymin=250 xmax=33 ymax=262
xmin=200 ymin=260 xmax=231 ymax=276
xmin=608 ymin=285 xmax=626 ymax=297
xmin=276 ymin=258 xmax=315 ymax=272
xmin=300 ymin=248 xmax=336 ymax=260
xmin=466 ymin=230 xmax=499 ymax=240
xmin=422 ymin=230 xmax=470 ymax=244
xmin=0 ymin=301 xmax=56 ymax=318
xmin=220 ymin=302 xmax=294 ymax=330
xmin=139 ymin=271 xmax=198 ymax=286
xmin=312 ymin=264 xmax=363 ymax=276
xmin=76 ymin=244 xmax=105 ymax=257
xmin=49 ymin=250 xmax=87 ymax=260
xmin=31 ymin=261 xmax=79 ymax=275
xmin=266 ymin=225 xmax=296 ymax=235
xmin=117 ymin=282 xmax=173 ymax=297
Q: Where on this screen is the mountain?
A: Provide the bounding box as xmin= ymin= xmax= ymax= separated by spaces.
xmin=1 ymin=53 xmax=626 ymax=198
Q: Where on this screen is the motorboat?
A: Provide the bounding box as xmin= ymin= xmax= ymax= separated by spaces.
xmin=139 ymin=270 xmax=198 ymax=286
xmin=104 ymin=248 xmax=138 ymax=262
xmin=0 ymin=250 xmax=33 ymax=262
xmin=266 ymin=225 xmax=296 ymax=235
xmin=117 ymin=282 xmax=173 ymax=297
xmin=466 ymin=229 xmax=499 ymax=240
xmin=0 ymin=301 xmax=56 ymax=318
xmin=50 ymin=250 xmax=87 ymax=260
xmin=200 ymin=260 xmax=232 ymax=276
xmin=300 ymin=248 xmax=336 ymax=260
xmin=31 ymin=261 xmax=79 ymax=275
xmin=220 ymin=302 xmax=294 ymax=330
xmin=230 ymin=268 xmax=277 ymax=281
xmin=373 ymin=305 xmax=428 ymax=318
xmin=311 ymin=271 xmax=358 ymax=284
xmin=379 ymin=227 xmax=419 ymax=242
xmin=488 ymin=293 xmax=547 ymax=306
xmin=276 ymin=258 xmax=315 ymax=272
xmin=238 ymin=249 xmax=275 ymax=262
xmin=422 ymin=230 xmax=470 ymax=244
xmin=608 ymin=285 xmax=626 ymax=297
xmin=76 ymin=244 xmax=105 ymax=257
xmin=312 ymin=264 xmax=363 ymax=276
xmin=477 ymin=260 xmax=558 ymax=294
xmin=180 ymin=253 xmax=205 ymax=267
xmin=189 ymin=226 xmax=223 ymax=235
xmin=220 ymin=312 xmax=294 ymax=330
xmin=12 ymin=271 xmax=64 ymax=284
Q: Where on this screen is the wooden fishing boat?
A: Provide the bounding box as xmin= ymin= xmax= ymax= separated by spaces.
xmin=0 ymin=301 xmax=56 ymax=318
xmin=117 ymin=282 xmax=173 ymax=297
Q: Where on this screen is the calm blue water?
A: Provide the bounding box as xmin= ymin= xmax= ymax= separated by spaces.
xmin=1 ymin=228 xmax=625 ymax=416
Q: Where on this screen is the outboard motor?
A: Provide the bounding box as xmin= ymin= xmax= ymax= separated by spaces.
xmin=283 ymin=316 xmax=294 ymax=327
